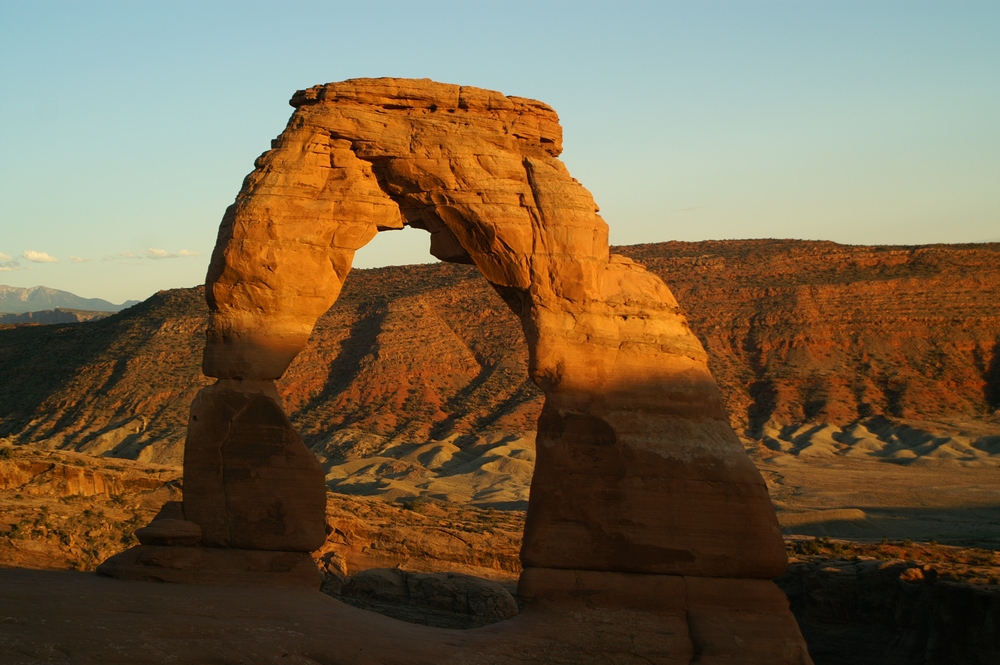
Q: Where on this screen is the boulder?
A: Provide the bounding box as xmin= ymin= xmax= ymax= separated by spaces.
xmin=96 ymin=545 xmax=321 ymax=589
xmin=339 ymin=568 xmax=519 ymax=628
xmin=135 ymin=519 xmax=202 ymax=546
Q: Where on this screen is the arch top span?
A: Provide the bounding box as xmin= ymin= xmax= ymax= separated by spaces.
xmin=205 ymin=77 xmax=608 ymax=383
xmin=195 ymin=77 xmax=788 ymax=582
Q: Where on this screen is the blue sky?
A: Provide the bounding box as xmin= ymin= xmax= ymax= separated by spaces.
xmin=1 ymin=1 xmax=998 ymax=303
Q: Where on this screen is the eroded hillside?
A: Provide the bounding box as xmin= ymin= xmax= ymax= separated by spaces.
xmin=1 ymin=240 xmax=997 ymax=468
xmin=629 ymin=240 xmax=1000 ymax=434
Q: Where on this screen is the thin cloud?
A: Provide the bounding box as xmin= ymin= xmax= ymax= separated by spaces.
xmin=0 ymin=252 xmax=20 ymax=271
xmin=147 ymin=248 xmax=176 ymax=259
xmin=99 ymin=249 xmax=202 ymax=262
xmin=69 ymin=256 xmax=90 ymax=263
xmin=147 ymin=248 xmax=201 ymax=259
xmin=22 ymin=250 xmax=59 ymax=263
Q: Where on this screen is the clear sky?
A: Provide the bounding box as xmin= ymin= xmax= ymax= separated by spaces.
xmin=1 ymin=1 xmax=998 ymax=304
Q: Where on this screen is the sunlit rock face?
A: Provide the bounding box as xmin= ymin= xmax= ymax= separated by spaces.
xmin=182 ymin=78 xmax=809 ymax=662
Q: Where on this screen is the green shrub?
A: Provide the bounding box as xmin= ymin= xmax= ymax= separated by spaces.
xmin=399 ymin=497 xmax=426 ymax=513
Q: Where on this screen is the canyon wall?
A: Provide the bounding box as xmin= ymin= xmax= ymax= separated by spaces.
xmin=631 ymin=240 xmax=1000 ymax=435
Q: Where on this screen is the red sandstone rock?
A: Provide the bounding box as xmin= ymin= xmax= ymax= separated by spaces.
xmin=4 ymin=566 xmax=813 ymax=664
xmin=339 ymin=567 xmax=520 ymax=627
xmin=199 ymin=77 xmax=786 ymax=579
xmin=166 ymin=77 xmax=806 ymax=661
xmin=182 ymin=380 xmax=325 ymax=551
xmin=4 ymin=240 xmax=997 ymax=465
xmin=96 ymin=545 xmax=320 ymax=588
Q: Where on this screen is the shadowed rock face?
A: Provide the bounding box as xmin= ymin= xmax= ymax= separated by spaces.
xmin=183 ymin=380 xmax=325 ymax=550
xmin=177 ymin=78 xmax=809 ymax=662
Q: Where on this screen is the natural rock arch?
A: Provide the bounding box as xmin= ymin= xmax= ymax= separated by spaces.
xmin=109 ymin=79 xmax=812 ymax=662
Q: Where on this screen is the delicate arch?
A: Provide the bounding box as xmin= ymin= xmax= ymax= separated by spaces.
xmin=190 ymin=78 xmax=786 ymax=579
xmin=81 ymin=78 xmax=817 ymax=662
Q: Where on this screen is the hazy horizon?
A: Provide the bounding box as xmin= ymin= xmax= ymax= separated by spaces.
xmin=2 ymin=1 xmax=998 ymax=303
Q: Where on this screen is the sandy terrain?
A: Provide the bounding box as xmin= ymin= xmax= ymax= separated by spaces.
xmin=741 ymin=419 xmax=1000 ymax=548
xmin=5 ymin=413 xmax=999 ymax=557
xmin=766 ymin=456 xmax=1000 ymax=546
xmin=3 ymin=435 xmax=999 ymax=665
xmin=313 ymin=417 xmax=1000 ymax=548
xmin=759 ymin=418 xmax=1000 ymax=467
xmin=322 ymin=432 xmax=535 ymax=510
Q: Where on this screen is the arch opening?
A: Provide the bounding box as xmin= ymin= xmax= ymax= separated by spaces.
xmin=293 ymin=218 xmax=542 ymax=512
xmin=349 ymin=223 xmax=438 ymax=271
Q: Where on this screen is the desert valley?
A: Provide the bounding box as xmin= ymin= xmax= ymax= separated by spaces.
xmin=5 ymin=0 xmax=1000 ymax=657
xmin=2 ymin=237 xmax=999 ymax=664
xmin=0 ymin=57 xmax=995 ymax=665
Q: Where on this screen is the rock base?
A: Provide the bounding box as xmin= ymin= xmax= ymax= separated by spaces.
xmin=96 ymin=545 xmax=321 ymax=589
xmin=5 ymin=566 xmax=813 ymax=664
xmin=337 ymin=568 xmax=519 ymax=629
xmin=519 ymin=567 xmax=814 ymax=664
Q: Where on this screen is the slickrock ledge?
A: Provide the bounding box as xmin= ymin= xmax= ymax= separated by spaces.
xmin=96 ymin=78 xmax=812 ymax=663
xmin=1 ymin=567 xmax=810 ymax=664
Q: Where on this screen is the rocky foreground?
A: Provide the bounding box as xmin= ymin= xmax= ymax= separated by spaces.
xmin=1 ymin=446 xmax=998 ymax=664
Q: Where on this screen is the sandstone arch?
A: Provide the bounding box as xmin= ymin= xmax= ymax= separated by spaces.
xmin=109 ymin=79 xmax=811 ymax=662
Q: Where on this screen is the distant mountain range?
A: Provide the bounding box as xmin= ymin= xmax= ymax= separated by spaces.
xmin=0 ymin=285 xmax=139 ymax=314
xmin=0 ymin=308 xmax=116 ymax=325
